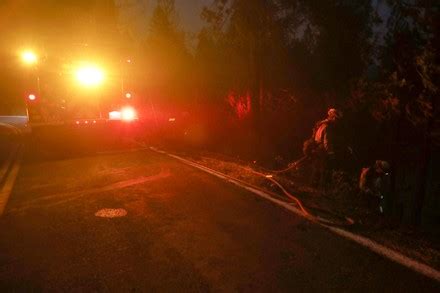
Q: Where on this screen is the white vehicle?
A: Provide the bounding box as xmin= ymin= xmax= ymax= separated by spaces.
xmin=0 ymin=99 xmax=31 ymax=135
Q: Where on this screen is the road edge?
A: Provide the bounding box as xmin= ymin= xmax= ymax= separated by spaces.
xmin=149 ymin=147 xmax=440 ymax=283
xmin=0 ymin=144 xmax=23 ymax=216
xmin=0 ymin=144 xmax=16 ymax=185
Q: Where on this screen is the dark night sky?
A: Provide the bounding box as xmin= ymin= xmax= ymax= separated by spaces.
xmin=117 ymin=0 xmax=390 ymax=40
xmin=116 ymin=0 xmax=212 ymax=37
xmin=174 ymin=0 xmax=211 ymax=32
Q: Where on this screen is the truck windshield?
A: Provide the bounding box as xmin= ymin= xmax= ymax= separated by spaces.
xmin=0 ymin=71 xmax=27 ymax=116
xmin=0 ymin=93 xmax=27 ymax=117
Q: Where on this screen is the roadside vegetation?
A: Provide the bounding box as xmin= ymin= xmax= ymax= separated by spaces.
xmin=138 ymin=0 xmax=439 ymax=236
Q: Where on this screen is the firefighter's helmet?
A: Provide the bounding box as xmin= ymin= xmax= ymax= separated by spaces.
xmin=327 ymin=108 xmax=343 ymax=120
xmin=375 ymin=160 xmax=391 ymax=173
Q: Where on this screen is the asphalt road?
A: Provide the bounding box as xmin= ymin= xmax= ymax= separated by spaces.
xmin=0 ymin=133 xmax=439 ymax=291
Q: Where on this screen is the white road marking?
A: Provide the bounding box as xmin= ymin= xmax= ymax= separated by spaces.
xmin=0 ymin=145 xmax=16 ymax=182
xmin=0 ymin=145 xmax=23 ymax=216
xmin=149 ymin=147 xmax=440 ymax=283
xmin=9 ymin=170 xmax=171 ymax=213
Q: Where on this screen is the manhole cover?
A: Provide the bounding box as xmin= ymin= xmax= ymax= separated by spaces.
xmin=95 ymin=208 xmax=127 ymax=218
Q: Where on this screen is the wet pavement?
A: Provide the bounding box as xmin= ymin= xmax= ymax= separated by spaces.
xmin=0 ymin=129 xmax=438 ymax=291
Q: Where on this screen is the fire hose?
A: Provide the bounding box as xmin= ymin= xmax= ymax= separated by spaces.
xmin=167 ymin=148 xmax=354 ymax=226
xmin=238 ymin=157 xmax=355 ymax=227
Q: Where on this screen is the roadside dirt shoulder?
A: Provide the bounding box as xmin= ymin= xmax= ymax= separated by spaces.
xmin=170 ymin=149 xmax=440 ymax=271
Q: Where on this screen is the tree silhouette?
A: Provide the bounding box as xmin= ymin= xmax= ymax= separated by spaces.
xmin=143 ymin=0 xmax=191 ymax=106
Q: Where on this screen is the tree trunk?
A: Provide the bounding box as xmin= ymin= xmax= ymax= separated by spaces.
xmin=412 ymin=94 xmax=436 ymax=226
xmin=413 ymin=130 xmax=431 ymax=226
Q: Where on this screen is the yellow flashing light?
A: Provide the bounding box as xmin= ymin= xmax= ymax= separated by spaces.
xmin=21 ymin=50 xmax=38 ymax=65
xmin=76 ymin=65 xmax=104 ymax=87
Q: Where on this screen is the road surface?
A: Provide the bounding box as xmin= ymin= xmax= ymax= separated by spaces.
xmin=0 ymin=132 xmax=438 ymax=291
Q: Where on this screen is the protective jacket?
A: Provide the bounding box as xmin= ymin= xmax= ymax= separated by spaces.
xmin=313 ymin=119 xmax=336 ymax=154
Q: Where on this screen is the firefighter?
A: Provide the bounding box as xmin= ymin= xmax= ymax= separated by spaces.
xmin=359 ymin=160 xmax=391 ymax=213
xmin=313 ymin=108 xmax=342 ymax=153
xmin=303 ymin=108 xmax=343 ymax=190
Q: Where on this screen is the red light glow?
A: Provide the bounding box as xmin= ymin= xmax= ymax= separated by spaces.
xmin=228 ymin=91 xmax=251 ymax=119
xmin=28 ymin=94 xmax=37 ymax=101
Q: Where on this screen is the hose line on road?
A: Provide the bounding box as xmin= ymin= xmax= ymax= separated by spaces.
xmin=253 ymin=156 xmax=310 ymax=175
xmin=200 ymin=150 xmax=309 ymax=175
xmin=238 ymin=164 xmax=355 ymax=227
xmin=143 ymin=143 xmax=354 ymax=227
xmin=241 ymin=166 xmax=312 ymax=218
xmin=211 ymin=153 xmax=356 ymax=226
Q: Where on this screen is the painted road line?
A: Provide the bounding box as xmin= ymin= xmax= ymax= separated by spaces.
xmin=8 ymin=169 xmax=171 ymax=214
xmin=0 ymin=145 xmax=22 ymax=216
xmin=327 ymin=226 xmax=440 ymax=283
xmin=148 ymin=147 xmax=440 ymax=283
xmin=0 ymin=145 xmax=16 ymax=185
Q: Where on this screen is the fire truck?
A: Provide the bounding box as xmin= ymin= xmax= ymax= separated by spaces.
xmin=23 ymin=45 xmax=139 ymax=127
